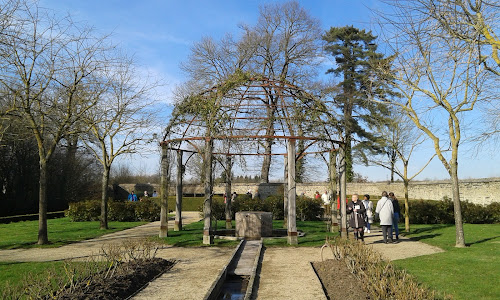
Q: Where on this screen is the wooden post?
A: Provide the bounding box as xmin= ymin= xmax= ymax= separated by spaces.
xmin=225 ymin=155 xmax=232 ymax=229
xmin=283 ymin=155 xmax=288 ymax=229
xmin=287 ymin=139 xmax=298 ymax=245
xmin=175 ymin=150 xmax=183 ymax=231
xmin=339 ymin=143 xmax=348 ymax=238
xmin=203 ymin=138 xmax=214 ymax=245
xmin=159 ymin=145 xmax=169 ymax=238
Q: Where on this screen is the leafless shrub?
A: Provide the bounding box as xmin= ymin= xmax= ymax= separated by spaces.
xmin=326 ymin=237 xmax=451 ymax=300
xmin=2 ymin=239 xmax=163 ymax=299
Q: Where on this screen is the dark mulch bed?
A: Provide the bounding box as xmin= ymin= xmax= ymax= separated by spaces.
xmin=57 ymin=258 xmax=175 ymax=300
xmin=312 ymin=259 xmax=370 ymax=300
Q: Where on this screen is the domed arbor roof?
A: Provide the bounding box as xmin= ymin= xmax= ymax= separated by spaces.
xmin=162 ymin=72 xmax=339 ymax=156
xmin=160 ymin=71 xmax=340 ymax=245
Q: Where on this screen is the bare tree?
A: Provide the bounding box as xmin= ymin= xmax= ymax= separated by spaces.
xmin=241 ymin=1 xmax=322 ymax=182
xmin=80 ymin=56 xmax=160 ymax=230
xmin=365 ymin=109 xmax=435 ymax=232
xmin=0 ymin=1 xmax=112 ymax=244
xmin=375 ymin=1 xmax=490 ymax=247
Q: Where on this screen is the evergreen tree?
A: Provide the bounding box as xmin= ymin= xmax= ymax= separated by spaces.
xmin=323 ymin=26 xmax=394 ymax=182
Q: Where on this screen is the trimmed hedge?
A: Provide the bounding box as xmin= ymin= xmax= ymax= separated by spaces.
xmin=404 ymin=197 xmax=500 ymax=224
xmin=66 ymin=198 xmax=160 ymax=222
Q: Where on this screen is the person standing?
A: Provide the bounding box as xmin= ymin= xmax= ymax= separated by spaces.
xmin=128 ymin=191 xmax=138 ymax=202
xmin=389 ymin=192 xmax=401 ymax=240
xmin=321 ymin=191 xmax=330 ymax=216
xmin=347 ymin=194 xmax=366 ymax=241
xmin=315 ymin=191 xmax=321 ymax=200
xmin=375 ymin=191 xmax=394 ymax=243
xmin=362 ymin=194 xmax=373 ymax=233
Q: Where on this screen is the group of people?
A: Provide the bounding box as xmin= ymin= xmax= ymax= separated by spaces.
xmin=127 ymin=190 xmax=158 ymax=201
xmin=345 ymin=191 xmax=401 ymax=243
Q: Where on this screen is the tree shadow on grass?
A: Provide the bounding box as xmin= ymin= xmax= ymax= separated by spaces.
xmin=403 ymin=224 xmax=454 ymax=236
xmin=466 ymin=235 xmax=500 ymax=246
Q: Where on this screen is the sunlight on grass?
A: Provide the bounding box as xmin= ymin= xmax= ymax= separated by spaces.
xmin=0 ymin=217 xmax=146 ymax=249
xmin=395 ymin=223 xmax=500 ymax=300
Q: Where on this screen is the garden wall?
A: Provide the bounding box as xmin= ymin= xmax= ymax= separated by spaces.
xmin=118 ymin=177 xmax=500 ymax=205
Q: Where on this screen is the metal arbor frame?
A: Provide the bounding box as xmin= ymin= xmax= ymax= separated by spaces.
xmin=159 ymin=77 xmax=339 ymax=245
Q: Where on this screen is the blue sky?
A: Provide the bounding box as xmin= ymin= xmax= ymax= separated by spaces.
xmin=39 ymin=0 xmax=500 ymax=181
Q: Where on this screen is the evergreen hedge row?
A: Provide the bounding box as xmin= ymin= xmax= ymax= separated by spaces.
xmin=65 ymin=198 xmax=160 ymax=222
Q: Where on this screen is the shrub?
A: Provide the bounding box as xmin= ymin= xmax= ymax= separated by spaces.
xmin=327 ymin=237 xmax=448 ymax=299
xmin=108 ymin=201 xmax=137 ymax=222
xmin=407 ymin=197 xmax=499 ymax=224
xmin=66 ymin=200 xmax=100 ymax=221
xmin=296 ymin=196 xmax=322 ymax=221
xmin=66 ymin=199 xmax=163 ymax=222
xmin=488 ymin=202 xmax=500 ymax=223
xmin=264 ymin=195 xmax=284 ymax=220
xmin=135 ymin=199 xmax=161 ymax=222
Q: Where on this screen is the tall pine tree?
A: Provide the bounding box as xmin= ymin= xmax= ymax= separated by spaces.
xmin=323 ymin=26 xmax=394 ymax=182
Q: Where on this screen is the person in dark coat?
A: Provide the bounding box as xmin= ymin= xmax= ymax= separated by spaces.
xmin=389 ymin=192 xmax=401 ymax=241
xmin=347 ymin=193 xmax=366 ymax=241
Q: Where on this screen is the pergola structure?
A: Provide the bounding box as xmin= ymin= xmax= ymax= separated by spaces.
xmin=159 ymin=75 xmax=342 ymax=245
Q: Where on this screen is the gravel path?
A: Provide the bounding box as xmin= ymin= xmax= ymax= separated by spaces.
xmin=256 ymin=247 xmax=330 ymax=300
xmin=356 ymin=226 xmax=444 ymax=261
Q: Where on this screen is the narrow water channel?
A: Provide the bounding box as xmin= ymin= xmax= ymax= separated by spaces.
xmin=216 ymin=275 xmax=249 ymax=300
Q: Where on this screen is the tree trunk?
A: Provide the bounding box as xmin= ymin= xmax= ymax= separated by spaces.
xmin=100 ymin=165 xmax=110 ymax=230
xmin=175 ymin=150 xmax=183 ymax=231
xmin=203 ymin=138 xmax=214 ymax=244
xmin=38 ymin=158 xmax=48 ymax=245
xmin=339 ymin=143 xmax=348 ymax=238
xmin=225 ymin=155 xmax=232 ymax=229
xmin=450 ymin=162 xmax=466 ymax=247
xmin=260 ymin=103 xmax=276 ymax=183
xmin=287 ymin=139 xmax=297 ymax=245
xmin=404 ymin=179 xmax=410 ymax=232
xmin=159 ymin=145 xmax=169 ymax=238
xmin=329 ymin=149 xmax=338 ymax=232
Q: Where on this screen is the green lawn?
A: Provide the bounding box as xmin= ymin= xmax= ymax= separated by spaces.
xmin=0 ymin=261 xmax=66 ymax=295
xmin=394 ymin=223 xmax=500 ymax=300
xmin=263 ymin=220 xmax=338 ymax=247
xmin=153 ymin=220 xmax=240 ymax=247
xmin=0 ymin=217 xmax=147 ymax=249
xmin=153 ymin=219 xmax=337 ymax=247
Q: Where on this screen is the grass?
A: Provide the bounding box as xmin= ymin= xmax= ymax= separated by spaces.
xmin=152 ymin=220 xmax=240 ymax=247
xmin=0 ymin=261 xmax=66 ymax=294
xmin=0 ymin=217 xmax=147 ymax=249
xmin=263 ymin=220 xmax=338 ymax=247
xmin=394 ymin=223 xmax=500 ymax=300
xmin=153 ymin=218 xmax=337 ymax=248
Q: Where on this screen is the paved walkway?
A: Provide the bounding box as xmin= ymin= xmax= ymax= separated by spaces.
xmin=0 ymin=211 xmax=201 ymax=262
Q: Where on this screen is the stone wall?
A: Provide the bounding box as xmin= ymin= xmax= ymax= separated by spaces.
xmin=118 ymin=178 xmax=500 ymax=205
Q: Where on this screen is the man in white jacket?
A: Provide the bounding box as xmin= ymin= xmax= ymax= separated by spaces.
xmin=375 ymin=191 xmax=395 ymax=243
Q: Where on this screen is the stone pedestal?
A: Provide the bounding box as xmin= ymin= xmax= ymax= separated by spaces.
xmin=235 ymin=211 xmax=272 ymax=239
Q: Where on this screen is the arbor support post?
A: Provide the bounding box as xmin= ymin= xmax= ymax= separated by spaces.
xmin=225 ymin=155 xmax=232 ymax=229
xmin=203 ymin=138 xmax=214 ymax=245
xmin=287 ymin=139 xmax=298 ymax=245
xmin=175 ymin=150 xmax=183 ymax=231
